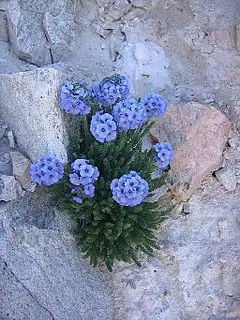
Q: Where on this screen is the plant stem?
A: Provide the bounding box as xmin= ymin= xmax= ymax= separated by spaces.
xmin=83 ymin=115 xmax=90 ymax=152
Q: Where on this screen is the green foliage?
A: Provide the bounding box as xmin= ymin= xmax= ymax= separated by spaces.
xmin=51 ymin=115 xmax=169 ymax=271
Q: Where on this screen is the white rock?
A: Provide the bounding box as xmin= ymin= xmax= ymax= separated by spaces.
xmin=7 ymin=130 xmax=15 ymax=149
xmin=116 ymin=41 xmax=169 ymax=96
xmin=215 ymin=166 xmax=237 ymax=191
xmin=10 ymin=151 xmax=36 ymax=192
xmin=0 ymin=68 xmax=68 ymax=163
xmin=0 ymin=175 xmax=19 ymax=201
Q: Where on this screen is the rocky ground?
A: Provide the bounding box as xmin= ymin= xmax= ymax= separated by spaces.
xmin=0 ymin=0 xmax=240 ymax=319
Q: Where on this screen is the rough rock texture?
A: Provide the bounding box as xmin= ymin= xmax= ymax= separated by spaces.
xmin=0 ymin=175 xmax=19 ymax=202
xmin=10 ymin=151 xmax=36 ymax=192
xmin=111 ymin=178 xmax=240 ymax=320
xmin=150 ymin=103 xmax=231 ymax=201
xmin=7 ymin=131 xmax=15 ymax=149
xmin=0 ymin=68 xmax=68 ymax=162
xmin=116 ymin=41 xmax=169 ymax=96
xmin=0 ymin=192 xmax=113 ymax=320
xmin=215 ymin=166 xmax=237 ymax=191
xmin=0 ymin=0 xmax=239 ymax=319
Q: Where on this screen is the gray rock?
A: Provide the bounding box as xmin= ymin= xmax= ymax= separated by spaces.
xmin=43 ymin=10 xmax=76 ymax=63
xmin=228 ymin=129 xmax=239 ymax=149
xmin=10 ymin=151 xmax=36 ymax=192
xmin=0 ymin=120 xmax=7 ymax=140
xmin=0 ymin=175 xmax=19 ymax=201
xmin=116 ymin=41 xmax=169 ymax=96
xmin=112 ymin=178 xmax=240 ymax=319
xmin=106 ymin=0 xmax=132 ymax=21
xmin=0 ymin=152 xmax=12 ymax=175
xmin=0 ymin=68 xmax=68 ymax=163
xmin=146 ymin=185 xmax=169 ymax=203
xmin=181 ymin=202 xmax=191 ymax=215
xmin=0 ymin=257 xmax=54 ymax=320
xmin=236 ymin=23 xmax=240 ymax=54
xmin=1 ymin=0 xmax=51 ymax=66
xmin=215 ymin=166 xmax=237 ymax=192
xmin=6 ymin=131 xmax=15 ymax=149
xmin=0 ymin=194 xmax=113 ymax=320
xmin=0 ymin=11 xmax=8 ymax=42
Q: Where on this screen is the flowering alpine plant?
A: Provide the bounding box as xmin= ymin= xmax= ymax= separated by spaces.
xmin=32 ymin=74 xmax=173 ymax=271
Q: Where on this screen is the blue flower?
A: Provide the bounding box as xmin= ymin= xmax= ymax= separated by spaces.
xmin=154 ymin=142 xmax=174 ymax=169
xmin=91 ymin=74 xmax=130 ymax=107
xmin=30 ymin=154 xmax=64 ymax=186
xmin=72 ymin=196 xmax=83 ymax=204
xmin=84 ymin=184 xmax=95 ymax=198
xmin=90 ymin=111 xmax=117 ymax=143
xmin=69 ymin=159 xmax=99 ymax=203
xmin=110 ymin=171 xmax=149 ymax=207
xmin=141 ymin=92 xmax=168 ymax=118
xmin=60 ymin=81 xmax=92 ymax=115
xmin=113 ymin=98 xmax=148 ymax=132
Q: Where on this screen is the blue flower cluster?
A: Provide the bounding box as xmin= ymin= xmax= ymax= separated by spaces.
xmin=141 ymin=92 xmax=168 ymax=118
xmin=154 ymin=142 xmax=174 ymax=169
xmin=91 ymin=74 xmax=130 ymax=107
xmin=112 ymin=98 xmax=148 ymax=132
xmin=30 ymin=154 xmax=64 ymax=186
xmin=90 ymin=111 xmax=117 ymax=143
xmin=110 ymin=171 xmax=149 ymax=207
xmin=60 ymin=81 xmax=91 ymax=115
xmin=69 ymin=159 xmax=99 ymax=204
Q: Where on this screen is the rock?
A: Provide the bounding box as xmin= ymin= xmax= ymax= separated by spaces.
xmin=215 ymin=166 xmax=237 ymax=192
xmin=0 ymin=257 xmax=54 ymax=320
xmin=10 ymin=151 xmax=36 ymax=192
xmin=150 ymin=103 xmax=231 ymax=201
xmin=93 ymin=23 xmax=112 ymax=39
xmin=200 ymin=41 xmax=214 ymax=54
xmin=107 ymin=0 xmax=132 ymax=21
xmin=0 ymin=195 xmax=113 ymax=320
xmin=0 ymin=67 xmax=68 ymax=163
xmin=182 ymin=202 xmax=191 ymax=215
xmin=236 ymin=24 xmax=240 ymax=54
xmin=145 ymin=185 xmax=169 ymax=203
xmin=211 ymin=29 xmax=234 ymax=49
xmin=112 ymin=178 xmax=240 ymax=320
xmin=0 ymin=119 xmax=7 ymax=140
xmin=0 ymin=11 xmax=8 ymax=42
xmin=43 ymin=11 xmax=76 ymax=63
xmin=1 ymin=0 xmax=51 ymax=66
xmin=228 ymin=129 xmax=239 ymax=149
xmin=116 ymin=41 xmax=169 ymax=96
xmin=0 ymin=152 xmax=12 ymax=175
xmin=130 ymin=0 xmax=151 ymax=8
xmin=0 ymin=175 xmax=20 ymax=201
xmin=7 ymin=130 xmax=15 ymax=149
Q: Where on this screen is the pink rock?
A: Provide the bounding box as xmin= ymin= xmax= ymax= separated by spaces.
xmin=150 ymin=103 xmax=231 ymax=201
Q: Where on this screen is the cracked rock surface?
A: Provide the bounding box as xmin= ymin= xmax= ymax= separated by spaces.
xmin=111 ymin=177 xmax=240 ymax=320
xmin=0 ymin=191 xmax=113 ymax=320
xmin=0 ymin=0 xmax=240 ymax=319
